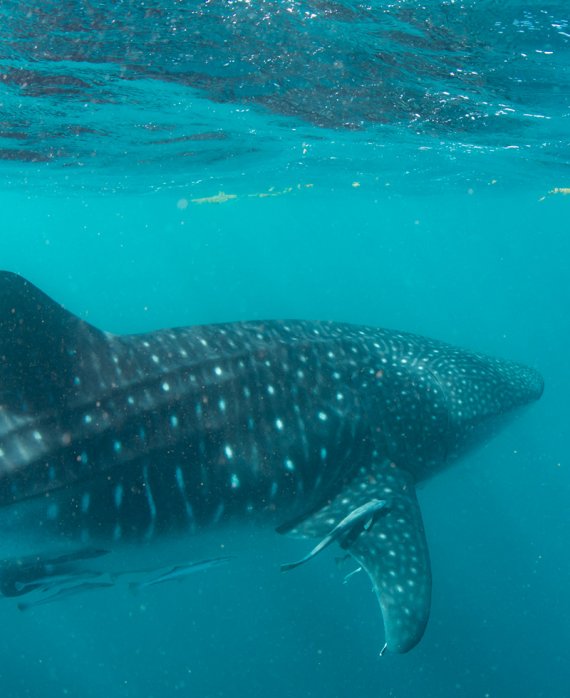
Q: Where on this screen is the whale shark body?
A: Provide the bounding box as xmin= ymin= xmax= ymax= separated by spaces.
xmin=0 ymin=272 xmax=543 ymax=652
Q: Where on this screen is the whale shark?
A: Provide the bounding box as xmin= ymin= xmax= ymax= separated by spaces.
xmin=0 ymin=271 xmax=543 ymax=652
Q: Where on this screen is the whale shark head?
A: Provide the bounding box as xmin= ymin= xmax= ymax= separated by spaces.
xmin=427 ymin=347 xmax=544 ymax=462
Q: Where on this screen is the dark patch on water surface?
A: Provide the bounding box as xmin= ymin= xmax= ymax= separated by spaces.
xmin=0 ymin=1 xmax=567 ymax=188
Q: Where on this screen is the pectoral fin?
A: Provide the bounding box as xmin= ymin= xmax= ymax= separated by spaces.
xmin=347 ymin=482 xmax=431 ymax=653
xmin=278 ymin=461 xmax=431 ymax=654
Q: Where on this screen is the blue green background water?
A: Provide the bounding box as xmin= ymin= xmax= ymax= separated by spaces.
xmin=0 ymin=2 xmax=569 ymax=697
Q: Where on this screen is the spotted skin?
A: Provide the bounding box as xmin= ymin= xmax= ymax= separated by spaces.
xmin=0 ymin=272 xmax=543 ymax=652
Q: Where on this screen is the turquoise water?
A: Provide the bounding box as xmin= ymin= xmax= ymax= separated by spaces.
xmin=1 ymin=2 xmax=569 ymax=697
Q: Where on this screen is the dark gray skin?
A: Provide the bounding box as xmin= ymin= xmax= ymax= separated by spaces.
xmin=0 ymin=272 xmax=543 ymax=652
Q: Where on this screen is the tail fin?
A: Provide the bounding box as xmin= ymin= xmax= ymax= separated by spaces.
xmin=0 ymin=271 xmax=107 ymax=414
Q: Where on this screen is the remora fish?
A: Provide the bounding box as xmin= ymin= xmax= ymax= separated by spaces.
xmin=0 ymin=272 xmax=543 ymax=652
xmin=17 ymin=582 xmax=115 ymax=612
xmin=280 ymin=498 xmax=389 ymax=571
xmin=128 ymin=556 xmax=232 ymax=593
xmin=0 ymin=548 xmax=108 ymax=597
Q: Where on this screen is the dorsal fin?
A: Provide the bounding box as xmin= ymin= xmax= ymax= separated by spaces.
xmin=0 ymin=271 xmax=106 ymax=413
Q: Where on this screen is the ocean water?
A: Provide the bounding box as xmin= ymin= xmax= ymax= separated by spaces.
xmin=0 ymin=2 xmax=568 ymax=697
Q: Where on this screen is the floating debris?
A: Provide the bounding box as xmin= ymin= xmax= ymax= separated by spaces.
xmin=539 ymin=187 xmax=570 ymax=201
xmin=191 ymin=191 xmax=237 ymax=204
xmin=189 ymin=183 xmax=314 ymax=205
